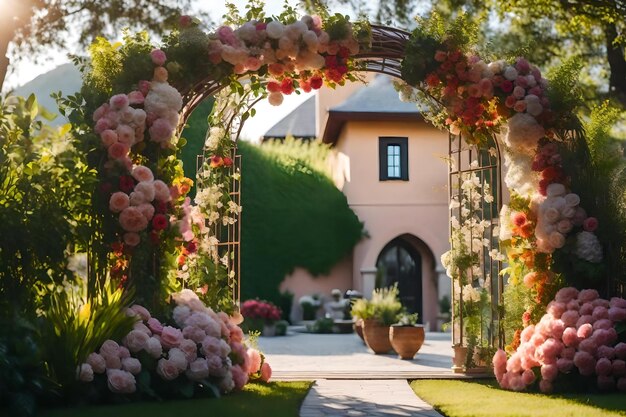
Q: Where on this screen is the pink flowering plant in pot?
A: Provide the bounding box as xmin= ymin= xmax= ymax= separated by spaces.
xmin=240 ymin=299 xmax=282 ymax=335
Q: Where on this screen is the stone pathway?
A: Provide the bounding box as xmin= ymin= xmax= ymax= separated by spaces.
xmin=257 ymin=329 xmax=451 ymax=417
xmin=299 ymin=379 xmax=443 ymax=417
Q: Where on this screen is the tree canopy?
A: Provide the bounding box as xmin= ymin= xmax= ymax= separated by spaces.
xmin=0 ymin=0 xmax=209 ymax=89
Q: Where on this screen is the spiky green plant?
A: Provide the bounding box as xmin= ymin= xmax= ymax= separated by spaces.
xmin=370 ymin=284 xmax=404 ymax=326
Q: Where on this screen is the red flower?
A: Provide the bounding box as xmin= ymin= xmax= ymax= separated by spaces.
xmin=152 ymin=214 xmax=168 ymax=231
xmin=111 ymin=241 xmax=124 ymax=256
xmin=99 ymin=182 xmax=113 ymax=195
xmin=325 ymin=55 xmax=337 ymax=67
xmin=119 ymin=175 xmax=135 ymax=193
xmin=541 ymin=166 xmax=564 ymax=182
xmin=210 ymin=155 xmax=224 ymax=168
xmin=310 ymin=76 xmax=323 ymax=90
xmin=155 ymin=201 xmax=168 ymax=214
xmin=223 ymin=157 xmax=233 ymax=167
xmin=280 ymin=78 xmax=295 ymax=95
xmin=512 ymin=212 xmax=527 ymax=227
xmin=338 ymin=47 xmax=350 ymax=59
xmin=176 ymin=254 xmax=186 ymax=267
xmin=425 ymin=73 xmax=440 ymax=87
xmin=500 ymin=80 xmax=513 ymax=93
xmin=186 ymin=240 xmax=198 ymax=254
xmin=267 ymin=81 xmax=281 ymax=93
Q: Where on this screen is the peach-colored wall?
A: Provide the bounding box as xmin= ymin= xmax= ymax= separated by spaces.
xmin=332 ymin=120 xmax=451 ymax=331
xmin=279 ymin=255 xmax=353 ymax=323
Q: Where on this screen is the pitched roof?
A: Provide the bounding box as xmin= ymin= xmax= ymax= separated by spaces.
xmin=262 ymin=95 xmax=316 ymax=140
xmin=329 ymin=75 xmax=420 ymax=114
xmin=322 ymin=76 xmax=424 ymax=144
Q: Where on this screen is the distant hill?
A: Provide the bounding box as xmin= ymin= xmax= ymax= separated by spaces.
xmin=13 ymin=63 xmax=82 ymax=125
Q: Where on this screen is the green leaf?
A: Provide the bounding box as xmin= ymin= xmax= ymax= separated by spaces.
xmin=178 ymin=381 xmax=195 ymax=398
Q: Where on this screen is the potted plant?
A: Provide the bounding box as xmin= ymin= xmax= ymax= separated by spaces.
xmin=240 ymin=299 xmax=282 ymax=336
xmin=350 ymin=297 xmax=374 ymax=342
xmin=389 ymin=313 xmax=425 ymax=360
xmin=361 ymin=285 xmax=403 ymax=354
xmin=299 ymin=294 xmax=321 ymax=321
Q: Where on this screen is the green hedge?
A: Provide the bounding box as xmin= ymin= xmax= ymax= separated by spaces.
xmin=238 ymin=140 xmax=365 ymax=305
xmin=182 ymin=101 xmax=365 ymax=310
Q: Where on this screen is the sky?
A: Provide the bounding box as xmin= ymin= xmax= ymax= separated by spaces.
xmin=4 ymin=0 xmax=357 ymax=140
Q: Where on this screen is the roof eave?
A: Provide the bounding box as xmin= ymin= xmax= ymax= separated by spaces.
xmin=321 ymin=111 xmax=425 ymax=145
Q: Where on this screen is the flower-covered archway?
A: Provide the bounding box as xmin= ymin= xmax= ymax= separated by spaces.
xmin=73 ymin=3 xmax=626 ymax=396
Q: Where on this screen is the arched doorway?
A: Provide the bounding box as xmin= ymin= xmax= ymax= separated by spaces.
xmin=376 ymin=237 xmax=423 ymax=319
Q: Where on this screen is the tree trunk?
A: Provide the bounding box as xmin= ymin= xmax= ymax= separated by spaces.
xmin=0 ymin=0 xmax=33 ymax=91
xmin=604 ymin=23 xmax=626 ymax=106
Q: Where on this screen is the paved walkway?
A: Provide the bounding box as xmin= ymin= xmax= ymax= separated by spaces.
xmin=257 ymin=328 xmax=451 ymax=417
xmin=258 ymin=328 xmax=454 ymax=380
xmin=299 ymin=380 xmax=443 ymax=417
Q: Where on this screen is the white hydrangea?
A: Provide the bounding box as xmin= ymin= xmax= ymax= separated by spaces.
xmin=504 ymin=113 xmax=545 ymax=155
xmin=503 ymin=151 xmax=537 ymax=197
xmin=144 ymin=83 xmax=183 ymax=117
xmin=575 ymin=231 xmax=603 ymax=263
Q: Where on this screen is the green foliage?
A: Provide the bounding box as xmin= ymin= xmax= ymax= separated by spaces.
xmin=350 ymin=297 xmax=374 ymax=321
xmin=306 ymin=317 xmax=335 ymax=333
xmin=0 ymin=94 xmax=96 ymax=317
xmin=41 ymin=279 xmax=136 ymax=391
xmin=546 ymin=58 xmax=584 ymax=129
xmin=0 ymin=318 xmax=58 ymax=417
xmin=238 ymin=140 xmax=364 ymax=305
xmin=370 ymin=284 xmax=405 ymax=326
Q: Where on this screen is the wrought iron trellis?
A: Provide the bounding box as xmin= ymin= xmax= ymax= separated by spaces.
xmin=177 ymin=25 xmax=506 ymax=365
xmin=448 ymin=132 xmax=504 ymax=371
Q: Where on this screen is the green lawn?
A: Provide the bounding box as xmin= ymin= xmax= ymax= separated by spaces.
xmin=38 ymin=381 xmax=311 ymax=417
xmin=411 ymin=380 xmax=626 ymax=417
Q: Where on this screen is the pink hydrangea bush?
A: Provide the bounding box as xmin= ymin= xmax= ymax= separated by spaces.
xmin=493 ymin=287 xmax=626 ymax=393
xmin=78 ymin=290 xmax=271 ymax=398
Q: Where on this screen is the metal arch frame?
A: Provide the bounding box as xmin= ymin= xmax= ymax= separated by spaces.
xmin=179 ymin=25 xmax=505 ymax=362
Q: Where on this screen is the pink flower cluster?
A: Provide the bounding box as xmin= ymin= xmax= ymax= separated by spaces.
xmin=493 ymin=287 xmax=626 ymax=393
xmin=79 ymin=291 xmax=272 ymax=396
xmin=206 ymin=15 xmax=359 ymax=106
xmin=240 ymin=299 xmax=282 ymax=322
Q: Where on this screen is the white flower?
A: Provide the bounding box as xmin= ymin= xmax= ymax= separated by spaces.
xmin=503 ymin=66 xmax=518 ymax=81
xmin=575 ymin=231 xmax=603 ymax=263
xmin=504 ymin=113 xmax=545 ymax=154
xmin=144 ymin=82 xmax=183 ymax=117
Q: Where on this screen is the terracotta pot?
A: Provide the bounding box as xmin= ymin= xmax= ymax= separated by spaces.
xmin=452 ymin=345 xmax=468 ymax=373
xmin=354 ymin=319 xmax=365 ymax=343
xmin=362 ymin=319 xmax=393 ymax=354
xmin=389 ymin=325 xmax=425 ymax=360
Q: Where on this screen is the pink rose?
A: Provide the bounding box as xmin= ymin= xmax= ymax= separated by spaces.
xmin=119 ymin=207 xmax=148 ymax=232
xmin=77 ymin=363 xmax=94 ymax=382
xmin=119 ymin=346 xmax=131 ymax=358
xmin=179 ymin=338 xmax=198 ymax=362
xmin=168 ymin=347 xmax=188 ymax=371
xmin=130 ymin=304 xmax=151 ymax=321
xmin=109 ymin=192 xmax=130 ymax=213
xmin=107 ymin=369 xmax=136 ymax=393
xmin=134 ymin=181 xmax=155 ymax=202
xmin=109 ymin=94 xmax=129 ymax=110
xmin=132 ymin=165 xmax=154 ymax=183
xmin=150 ymin=49 xmax=167 ymax=66
xmin=95 ymin=118 xmax=112 ymax=134
xmin=107 ymin=142 xmax=130 ymax=160
xmin=128 ymin=90 xmax=144 ymax=105
xmin=183 ymin=326 xmax=206 ymax=344
xmin=160 ymin=326 xmax=183 ymax=349
xmin=156 ymin=358 xmax=179 ymax=380
xmin=574 ymin=351 xmax=596 ymax=376
xmin=147 ymin=318 xmax=164 ymax=335
xmin=609 ymin=307 xmax=626 ymax=322
xmin=231 ymin=365 xmax=249 ymax=390
xmin=121 ymin=357 xmax=142 ymax=375
xmin=137 ymin=203 xmax=155 ymax=221
xmin=153 ymin=180 xmax=171 ymax=202
xmin=202 ymin=336 xmax=222 ymax=357
xmin=86 ymin=352 xmax=106 ymax=374
xmin=102 ymin=353 xmax=121 ymax=370
xmin=260 ymin=362 xmax=272 ymax=382
xmin=123 ymin=330 xmax=149 ymax=353
xmin=100 ymin=129 xmax=118 ymax=147
xmin=116 ymin=125 xmax=135 ymax=146
xmin=246 ymin=348 xmax=262 ymax=375
xmin=186 ymin=358 xmax=210 ymax=381
xmin=146 ymin=336 xmax=163 ymax=358
xmin=583 ymin=217 xmax=598 ymax=232
xmin=207 ymin=354 xmax=226 ymax=377
xmin=100 ymin=340 xmax=120 ymax=357
xmin=149 ymin=118 xmax=174 ymax=143
xmin=93 ymin=103 xmax=110 ymax=121
xmin=610 ymin=297 xmax=626 ymax=309
xmin=123 ymin=232 xmax=140 ymax=247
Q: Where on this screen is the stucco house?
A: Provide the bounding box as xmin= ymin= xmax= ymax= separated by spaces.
xmin=262 ymin=75 xmax=451 ymax=330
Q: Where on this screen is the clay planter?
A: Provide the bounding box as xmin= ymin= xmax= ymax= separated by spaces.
xmin=354 ymin=319 xmax=365 ymax=343
xmin=389 ymin=325 xmax=425 ymax=360
xmin=452 ymin=345 xmax=468 ymax=373
xmin=362 ymin=319 xmax=393 ymax=354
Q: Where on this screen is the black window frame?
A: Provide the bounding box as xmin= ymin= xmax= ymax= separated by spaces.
xmin=379 ymin=137 xmax=408 ymax=181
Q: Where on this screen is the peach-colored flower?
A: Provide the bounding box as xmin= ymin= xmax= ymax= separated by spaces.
xmin=108 ymin=142 xmax=130 ymax=160
xmin=123 ymin=232 xmax=140 ymax=247
xmin=109 ymin=192 xmax=130 ymax=213
xmin=119 ymin=207 xmax=149 ymax=232
xmin=260 ymin=362 xmax=272 ymax=382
